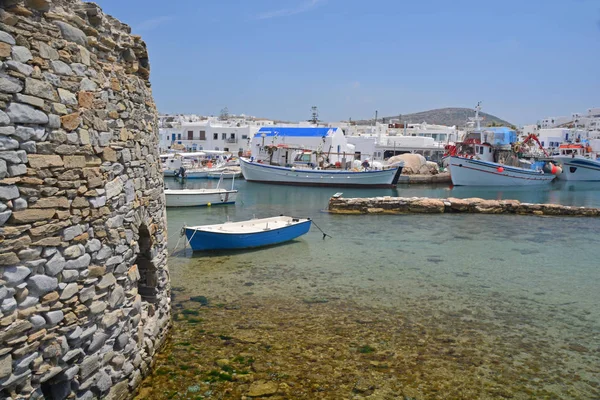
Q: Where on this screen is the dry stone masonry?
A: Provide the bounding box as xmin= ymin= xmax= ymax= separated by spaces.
xmin=0 ymin=0 xmax=170 ymax=399
xmin=328 ymin=195 xmax=600 ymax=216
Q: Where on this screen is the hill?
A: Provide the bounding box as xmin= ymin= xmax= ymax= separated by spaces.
xmin=356 ymin=107 xmax=513 ymax=128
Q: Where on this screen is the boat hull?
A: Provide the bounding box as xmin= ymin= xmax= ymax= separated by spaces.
xmin=185 ymin=218 xmax=311 ymax=251
xmin=206 ymin=171 xmax=242 ymax=179
xmin=240 ymin=158 xmax=402 ymax=188
xmin=448 ymin=156 xmax=555 ymax=186
xmin=165 ymin=189 xmax=237 ymax=207
xmin=554 ymin=157 xmax=600 ymax=181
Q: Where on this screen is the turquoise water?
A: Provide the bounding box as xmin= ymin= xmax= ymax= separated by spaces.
xmin=163 ymin=178 xmax=600 ymax=398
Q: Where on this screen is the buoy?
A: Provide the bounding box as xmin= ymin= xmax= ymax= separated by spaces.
xmin=207 ymin=202 xmax=212 ymax=207
xmin=551 ymin=165 xmax=562 ymax=175
xmin=497 ymin=167 xmax=504 ymax=173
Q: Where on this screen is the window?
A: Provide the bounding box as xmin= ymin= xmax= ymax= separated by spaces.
xmin=224 ymin=148 xmax=229 ymax=152
xmin=230 ymin=133 xmax=235 ymax=139
xmin=200 ymin=130 xmax=206 ymax=140
xmin=222 ymin=133 xmax=226 ymax=140
xmin=213 ymin=133 xmax=218 ymax=140
xmin=187 ymin=131 xmax=193 ymax=140
xmin=242 ymin=134 xmax=248 ymax=139
xmin=177 ymin=133 xmax=181 ymax=140
xmin=214 ymin=147 xmax=219 ymax=151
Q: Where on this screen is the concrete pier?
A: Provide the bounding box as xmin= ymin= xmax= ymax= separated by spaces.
xmin=328 ymin=195 xmax=600 ymax=216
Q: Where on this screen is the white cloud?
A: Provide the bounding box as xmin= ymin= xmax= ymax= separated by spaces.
xmin=135 ymin=16 xmax=175 ymax=32
xmin=255 ymin=0 xmax=326 ymax=20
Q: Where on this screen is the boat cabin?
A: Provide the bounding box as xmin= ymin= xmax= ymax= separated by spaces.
xmin=251 ymin=127 xmax=355 ymax=166
xmin=557 ymin=143 xmax=588 ymax=157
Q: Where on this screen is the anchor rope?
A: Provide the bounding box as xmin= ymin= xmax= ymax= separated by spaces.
xmin=311 ymin=219 xmax=332 ymax=240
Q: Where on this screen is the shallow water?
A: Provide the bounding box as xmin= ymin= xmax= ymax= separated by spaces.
xmin=139 ymin=179 xmax=600 ymax=399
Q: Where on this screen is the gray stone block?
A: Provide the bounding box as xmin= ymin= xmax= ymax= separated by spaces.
xmin=62 ymin=225 xmax=83 ymax=241
xmin=0 ymin=136 xmax=19 ymax=151
xmin=27 ymin=275 xmax=58 ymax=296
xmin=4 ymin=60 xmax=33 ymax=76
xmin=0 ymin=31 xmax=16 ymax=45
xmin=59 ymin=282 xmax=79 ymax=300
xmin=2 ymin=266 xmax=31 ymax=285
xmin=45 ymin=253 xmax=66 ymax=276
xmin=0 ymin=73 xmax=23 ymax=93
xmin=43 ymin=310 xmax=64 ymax=325
xmin=29 ymin=315 xmax=46 ymax=329
xmin=65 ymin=253 xmax=91 ymax=270
xmin=11 ymin=46 xmax=33 ymax=63
xmin=54 ymin=21 xmax=88 ymax=46
xmin=6 ymin=103 xmax=49 ymax=124
xmin=50 ymin=60 xmax=73 ymax=76
xmin=0 ymin=185 xmax=19 ymax=200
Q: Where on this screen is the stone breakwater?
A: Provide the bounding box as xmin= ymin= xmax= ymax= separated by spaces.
xmin=328 ymin=196 xmax=600 ymax=216
xmin=0 ymin=1 xmax=169 ymax=399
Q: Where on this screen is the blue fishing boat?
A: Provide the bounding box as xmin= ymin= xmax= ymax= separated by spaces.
xmin=184 ymin=216 xmax=312 ymax=251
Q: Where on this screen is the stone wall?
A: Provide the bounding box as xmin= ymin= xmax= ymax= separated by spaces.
xmin=0 ymin=1 xmax=170 ymax=399
xmin=328 ymin=195 xmax=600 ymax=216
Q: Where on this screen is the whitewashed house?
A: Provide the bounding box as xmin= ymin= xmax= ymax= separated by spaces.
xmin=158 ymin=116 xmax=275 ymax=154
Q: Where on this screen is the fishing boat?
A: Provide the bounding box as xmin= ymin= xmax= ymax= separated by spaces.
xmin=206 ymin=168 xmax=243 ymax=179
xmin=184 ymin=216 xmax=312 ymax=251
xmin=163 ymin=151 xmax=234 ymax=178
xmin=165 ymin=176 xmax=238 ymax=207
xmin=240 ymin=157 xmax=403 ymax=188
xmin=552 ymin=143 xmax=600 ymax=181
xmin=447 ymin=104 xmax=558 ymax=186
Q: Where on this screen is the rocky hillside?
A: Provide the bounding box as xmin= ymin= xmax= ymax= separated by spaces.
xmin=358 ymin=108 xmax=513 ymax=128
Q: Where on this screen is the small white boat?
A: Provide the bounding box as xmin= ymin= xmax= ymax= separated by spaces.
xmin=165 ymin=188 xmax=237 ymax=207
xmin=184 ymin=216 xmax=312 ymax=251
xmin=207 ymin=169 xmax=243 ymax=179
xmin=165 ymin=176 xmax=238 ymax=207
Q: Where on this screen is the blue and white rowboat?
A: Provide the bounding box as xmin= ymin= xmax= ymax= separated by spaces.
xmin=184 ymin=216 xmax=312 ymax=251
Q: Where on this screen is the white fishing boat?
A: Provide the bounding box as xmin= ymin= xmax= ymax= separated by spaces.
xmin=163 ymin=151 xmax=234 ymax=178
xmin=164 ymin=176 xmax=238 ymax=207
xmin=240 ymin=157 xmax=403 ymax=188
xmin=448 ymin=156 xmax=556 ymax=186
xmin=553 ymin=143 xmax=600 ymax=181
xmin=447 ymin=103 xmax=558 ymax=186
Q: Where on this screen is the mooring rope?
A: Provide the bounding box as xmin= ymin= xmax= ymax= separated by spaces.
xmin=311 ymin=219 xmax=332 ymax=240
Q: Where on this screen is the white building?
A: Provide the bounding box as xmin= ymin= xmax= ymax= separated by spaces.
xmin=158 ymin=115 xmax=276 ymax=154
xmin=535 ymin=128 xmax=588 ymax=151
xmin=538 ymin=107 xmax=600 ymax=135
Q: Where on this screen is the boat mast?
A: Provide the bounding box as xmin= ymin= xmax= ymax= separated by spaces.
xmin=467 ymin=101 xmax=483 ymax=142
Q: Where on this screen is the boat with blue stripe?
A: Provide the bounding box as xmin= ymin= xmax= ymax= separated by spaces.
xmin=184 ymin=216 xmax=312 ymax=251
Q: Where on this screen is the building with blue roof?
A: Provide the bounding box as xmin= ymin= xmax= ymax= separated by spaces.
xmin=250 ymin=126 xmax=356 ymax=165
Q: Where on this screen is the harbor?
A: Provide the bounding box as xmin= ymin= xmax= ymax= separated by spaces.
xmin=1 ymin=0 xmax=599 ymax=399
xmin=137 ymin=179 xmax=600 ymax=399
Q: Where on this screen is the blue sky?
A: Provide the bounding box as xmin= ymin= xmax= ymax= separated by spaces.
xmin=97 ymin=0 xmax=600 ymax=125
